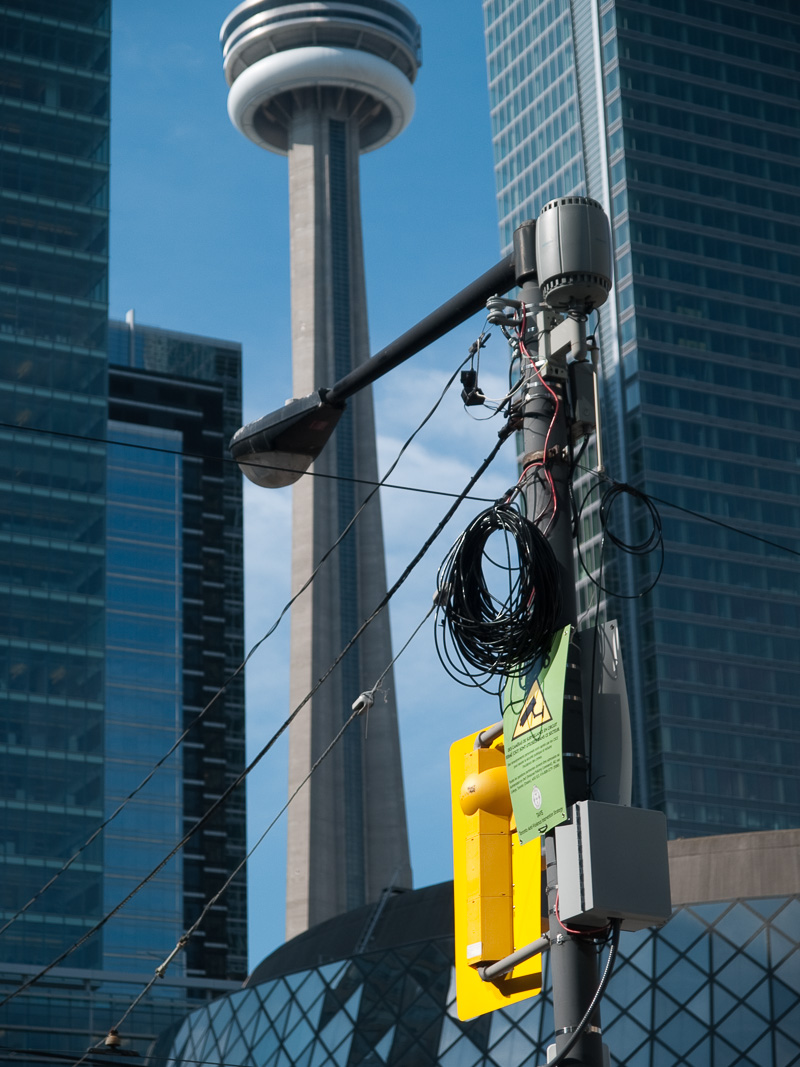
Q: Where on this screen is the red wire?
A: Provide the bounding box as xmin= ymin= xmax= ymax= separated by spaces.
xmin=555 ymin=890 xmax=610 ymax=937
xmin=516 ymin=302 xmax=560 ymax=532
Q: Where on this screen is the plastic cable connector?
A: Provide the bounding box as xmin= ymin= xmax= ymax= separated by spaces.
xmin=352 ymin=692 xmax=375 ymax=716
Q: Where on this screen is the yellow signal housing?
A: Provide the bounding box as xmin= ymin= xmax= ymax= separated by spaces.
xmin=450 ymin=728 xmax=543 ymax=1020
xmin=460 ymin=745 xmax=514 ymax=964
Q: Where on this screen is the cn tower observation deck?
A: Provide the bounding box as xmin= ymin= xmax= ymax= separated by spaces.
xmin=220 ymin=2 xmax=421 ymax=942
xmin=221 ymin=0 xmax=421 ymax=154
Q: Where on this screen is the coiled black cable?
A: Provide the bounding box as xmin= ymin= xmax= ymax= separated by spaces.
xmin=434 ymin=503 xmax=562 ymax=693
xmin=577 ymin=480 xmax=664 ymax=598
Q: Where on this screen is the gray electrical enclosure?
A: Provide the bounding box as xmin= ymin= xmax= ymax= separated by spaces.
xmin=555 ymin=801 xmax=672 ymax=931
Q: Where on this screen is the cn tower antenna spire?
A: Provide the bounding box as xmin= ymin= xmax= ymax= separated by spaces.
xmin=220 ymin=1 xmax=421 ymax=940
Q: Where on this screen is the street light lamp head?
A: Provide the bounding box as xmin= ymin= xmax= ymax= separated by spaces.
xmin=535 ymin=196 xmax=612 ymax=316
xmin=230 ymin=393 xmax=345 ymax=488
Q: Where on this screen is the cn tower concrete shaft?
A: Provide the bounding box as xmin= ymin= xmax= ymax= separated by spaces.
xmin=220 ymin=2 xmax=420 ymax=938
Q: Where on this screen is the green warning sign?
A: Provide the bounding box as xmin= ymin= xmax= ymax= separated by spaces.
xmin=503 ymin=626 xmax=571 ymax=843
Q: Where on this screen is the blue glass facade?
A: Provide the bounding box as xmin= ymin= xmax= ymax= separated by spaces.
xmin=0 ymin=0 xmax=111 ymax=975
xmin=106 ymin=317 xmax=248 ymax=985
xmin=0 ymin=313 xmax=247 ymax=1054
xmin=483 ymin=0 xmax=800 ymax=837
xmin=105 ymin=422 xmax=184 ymax=974
xmin=0 ymin=0 xmax=248 ymax=1055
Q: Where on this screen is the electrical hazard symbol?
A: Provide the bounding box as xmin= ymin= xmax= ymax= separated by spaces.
xmin=513 ymin=680 xmax=552 ymax=738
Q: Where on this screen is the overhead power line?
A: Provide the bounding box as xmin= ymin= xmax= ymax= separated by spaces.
xmin=0 ymin=406 xmax=500 ymax=504
xmin=0 ymin=426 xmax=510 ymax=1012
xmin=0 ymin=355 xmax=475 ymax=941
xmin=576 ymin=464 xmax=800 ymax=561
xmin=0 ymin=1047 xmax=259 ymax=1067
xmin=79 ymin=604 xmax=435 ymax=1067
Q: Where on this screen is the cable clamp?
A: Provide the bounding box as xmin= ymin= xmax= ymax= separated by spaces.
xmin=500 ymin=414 xmax=524 ymax=438
xmin=521 ymin=446 xmax=565 ymax=466
xmin=352 ymin=691 xmax=375 ymax=716
xmin=155 ymin=934 xmax=189 ymax=979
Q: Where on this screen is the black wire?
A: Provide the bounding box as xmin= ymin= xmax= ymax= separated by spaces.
xmin=647 ymin=489 xmax=800 ymax=559
xmin=575 ymin=461 xmax=800 ymax=561
xmin=0 ymin=430 xmax=511 ymax=1013
xmin=0 ymin=1049 xmax=250 ymax=1067
xmin=568 ymin=434 xmax=590 ymax=537
xmin=0 ymin=420 xmax=496 ymax=505
xmin=0 ymin=1052 xmax=135 ymax=1066
xmin=6 ymin=417 xmax=798 ymax=558
xmin=586 ymin=534 xmax=607 ymax=798
xmin=434 ymin=502 xmax=562 ymax=696
xmin=576 ymin=479 xmax=664 ymax=599
xmin=573 ymin=469 xmax=663 ymax=790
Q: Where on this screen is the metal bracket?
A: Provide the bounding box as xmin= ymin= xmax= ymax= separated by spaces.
xmin=478 ymin=931 xmax=551 ymax=982
xmin=535 ymin=309 xmax=589 ymax=379
xmin=474 ymin=721 xmax=504 ymax=749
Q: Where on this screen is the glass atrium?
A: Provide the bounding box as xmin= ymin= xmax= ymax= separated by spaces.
xmin=162 ymin=879 xmax=800 ymax=1067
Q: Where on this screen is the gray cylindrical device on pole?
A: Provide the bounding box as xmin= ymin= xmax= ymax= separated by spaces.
xmin=535 ymin=196 xmax=612 ymax=315
xmin=512 ymin=196 xmax=612 ymax=1067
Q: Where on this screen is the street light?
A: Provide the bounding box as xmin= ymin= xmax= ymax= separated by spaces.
xmin=230 ymin=392 xmax=344 ymax=488
xmin=229 ymin=250 xmax=517 ymax=485
xmin=230 ymin=199 xmax=614 ymax=487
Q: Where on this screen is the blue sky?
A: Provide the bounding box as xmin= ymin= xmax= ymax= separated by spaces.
xmin=110 ymin=1 xmax=521 ymax=965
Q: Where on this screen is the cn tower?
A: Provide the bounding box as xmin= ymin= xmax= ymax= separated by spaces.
xmin=220 ymin=1 xmax=420 ymax=938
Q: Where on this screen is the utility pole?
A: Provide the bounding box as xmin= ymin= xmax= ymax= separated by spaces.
xmin=511 ymin=214 xmax=603 ymax=1067
xmin=233 ymin=196 xmax=672 ymax=1065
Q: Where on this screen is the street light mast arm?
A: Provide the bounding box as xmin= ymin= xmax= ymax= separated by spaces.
xmin=229 ymin=252 xmax=516 ymax=487
xmin=323 ymin=252 xmax=516 ymax=405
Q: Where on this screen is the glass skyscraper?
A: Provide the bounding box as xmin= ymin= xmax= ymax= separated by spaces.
xmin=0 ymin=1 xmax=248 ymax=1055
xmin=106 ymin=316 xmax=248 ymax=985
xmin=0 ymin=0 xmax=112 ymax=974
xmin=0 ymin=310 xmax=248 ymax=1056
xmin=483 ymin=0 xmax=800 ymax=837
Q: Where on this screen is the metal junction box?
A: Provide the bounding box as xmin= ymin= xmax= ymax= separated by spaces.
xmin=555 ymin=801 xmax=672 ymax=931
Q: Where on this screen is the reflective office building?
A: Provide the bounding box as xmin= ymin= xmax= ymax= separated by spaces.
xmin=105 ymin=315 xmax=248 ymax=986
xmin=0 ymin=1 xmax=247 ymax=1054
xmin=0 ymin=0 xmax=114 ymax=995
xmin=483 ymin=0 xmax=800 ymax=836
xmin=0 ymin=311 xmax=248 ymax=1055
xmin=160 ymin=830 xmax=800 ymax=1067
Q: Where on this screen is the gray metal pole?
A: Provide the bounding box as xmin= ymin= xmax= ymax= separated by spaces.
xmin=512 ymin=220 xmax=603 ymax=1067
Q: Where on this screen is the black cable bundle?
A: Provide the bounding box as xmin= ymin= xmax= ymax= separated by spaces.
xmin=434 ymin=503 xmax=562 ymax=693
